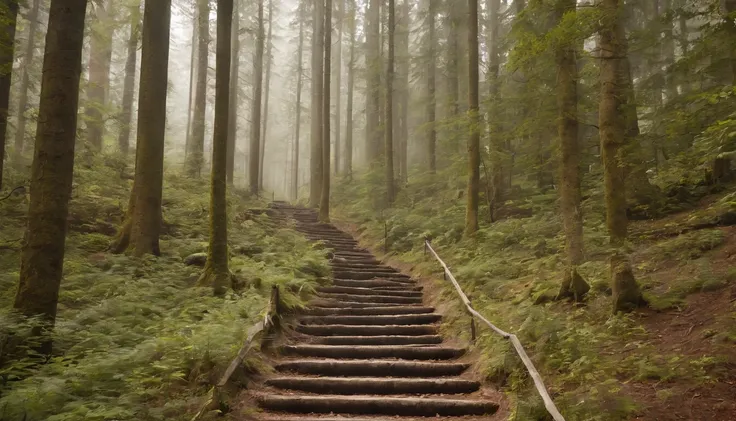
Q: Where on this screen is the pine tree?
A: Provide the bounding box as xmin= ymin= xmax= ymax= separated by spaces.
xmin=465 ymin=0 xmax=480 ymax=236
xmin=226 ymin=0 xmax=241 ymax=184
xmin=84 ymin=0 xmax=115 ymax=151
xmin=385 ymin=0 xmax=395 ymax=204
xmin=426 ymin=0 xmax=436 ymax=173
xmin=320 ymin=0 xmax=332 ymax=222
xmin=118 ymin=0 xmax=141 ymax=156
xmin=344 ymin=0 xmax=355 ymax=179
xmin=250 ymin=0 xmax=265 ymax=195
xmin=292 ymin=0 xmax=306 ymax=200
xmin=12 ymin=0 xmax=40 ymax=164
xmin=309 ymin=0 xmax=324 ymax=207
xmin=186 ymin=0 xmax=210 ymax=177
xmin=0 ymin=0 xmax=19 ymax=189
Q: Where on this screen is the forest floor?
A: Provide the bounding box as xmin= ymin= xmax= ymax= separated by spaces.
xmin=331 ymin=171 xmax=736 ymax=421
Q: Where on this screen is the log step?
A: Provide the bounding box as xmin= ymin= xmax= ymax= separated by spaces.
xmin=312 ymin=335 xmax=443 ymax=346
xmin=333 ymin=271 xmax=411 ymax=280
xmin=256 ymin=394 xmax=499 ymax=417
xmin=300 ymin=313 xmax=442 ymax=326
xmin=317 ymin=286 xmax=422 ymax=298
xmin=279 ymin=345 xmax=465 ymax=360
xmin=332 ymin=279 xmax=420 ymax=289
xmin=296 ymin=324 xmax=438 ymax=336
xmin=309 ymin=300 xmax=413 ymax=309
xmin=275 ymin=359 xmax=470 ymax=377
xmin=317 ymin=293 xmax=422 ymax=305
xmin=265 ymin=376 xmax=481 ymax=395
xmin=303 ymin=306 xmax=435 ymax=316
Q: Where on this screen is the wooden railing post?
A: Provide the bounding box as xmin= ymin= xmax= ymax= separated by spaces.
xmin=468 ymin=294 xmax=476 ymax=343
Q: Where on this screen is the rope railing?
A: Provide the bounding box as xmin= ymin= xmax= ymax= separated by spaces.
xmin=190 ymin=285 xmax=282 ymax=421
xmin=424 ymin=240 xmax=566 ymax=421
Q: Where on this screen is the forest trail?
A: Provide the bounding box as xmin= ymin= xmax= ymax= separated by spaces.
xmin=244 ymin=202 xmax=503 ymax=420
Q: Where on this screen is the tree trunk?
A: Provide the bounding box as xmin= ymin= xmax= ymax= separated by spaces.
xmin=334 ymin=0 xmax=343 ymax=175
xmin=599 ymin=0 xmax=645 ymax=313
xmin=117 ymin=0 xmax=141 ymax=157
xmin=0 ymin=0 xmax=18 ymax=190
xmin=397 ymin=0 xmax=409 ymax=183
xmin=365 ymin=0 xmax=381 ymax=162
xmin=186 ymin=0 xmax=209 ymax=177
xmin=485 ymin=0 xmax=502 ymax=220
xmin=555 ymin=0 xmax=589 ymax=301
xmin=344 ymin=0 xmax=355 ymax=179
xmin=320 ymin=0 xmax=332 ymax=222
xmin=250 ymin=0 xmax=265 ymax=195
xmin=111 ymin=0 xmax=171 ymax=256
xmin=293 ymin=2 xmax=305 ymax=200
xmin=84 ymin=0 xmax=114 ymax=151
xmin=185 ymin=6 xmax=197 ymax=161
xmin=384 ymin=0 xmax=395 ymax=204
xmin=426 ymin=0 xmax=436 ymax=173
xmin=309 ymin=0 xmax=324 ymax=207
xmin=447 ymin=5 xmax=461 ymax=121
xmin=198 ymin=0 xmax=233 ymax=296
xmin=226 ymin=0 xmax=240 ymax=185
xmin=465 ymin=0 xmax=480 ymax=236
xmin=14 ymin=0 xmax=87 ymax=349
xmin=259 ymin=0 xmax=273 ymax=190
xmin=12 ymin=0 xmax=40 ymax=165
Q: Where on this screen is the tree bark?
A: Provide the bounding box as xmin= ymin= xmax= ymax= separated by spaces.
xmin=186 ymin=0 xmax=209 ymax=177
xmin=334 ymin=0 xmax=343 ymax=175
xmin=320 ymin=0 xmax=332 ymax=222
xmin=14 ymin=0 xmax=87 ymax=347
xmin=250 ymin=0 xmax=265 ymax=195
xmin=385 ymin=0 xmax=395 ymax=204
xmin=426 ymin=0 xmax=436 ymax=173
xmin=447 ymin=4 xmax=461 ymax=121
xmin=309 ymin=0 xmax=324 ymax=207
xmin=599 ymin=0 xmax=645 ymax=312
xmin=398 ymin=0 xmax=409 ymax=183
xmin=118 ymin=0 xmax=141 ymax=157
xmin=344 ymin=0 xmax=355 ymax=179
xmin=226 ymin=0 xmax=240 ymax=184
xmin=465 ymin=0 xmax=480 ymax=236
xmin=555 ymin=0 xmax=589 ymax=301
xmin=12 ymin=0 xmax=40 ymax=164
xmin=293 ymin=0 xmax=305 ymax=200
xmin=0 ymin=0 xmax=18 ymax=190
xmin=365 ymin=0 xmax=381 ymax=162
xmin=198 ymin=0 xmax=233 ymax=296
xmin=185 ymin=6 xmax=197 ymax=161
xmin=84 ymin=0 xmax=114 ymax=151
xmin=259 ymin=0 xmax=273 ymax=190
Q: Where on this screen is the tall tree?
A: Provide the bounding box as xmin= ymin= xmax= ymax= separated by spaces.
xmin=385 ymin=0 xmax=395 ymax=204
xmin=344 ymin=0 xmax=355 ymax=178
xmin=292 ymin=0 xmax=306 ymax=200
xmin=485 ymin=0 xmax=503 ymax=218
xmin=426 ymin=0 xmax=436 ymax=173
xmin=309 ymin=0 xmax=324 ymax=207
xmin=599 ymin=0 xmax=645 ymax=312
xmin=554 ymin=0 xmax=589 ymax=301
xmin=0 ymin=0 xmax=18 ymax=189
xmin=13 ymin=0 xmax=88 ymax=347
xmin=117 ymin=0 xmax=141 ymax=156
xmin=84 ymin=0 xmax=115 ymax=151
xmin=199 ymin=0 xmax=233 ymax=295
xmin=185 ymin=5 xmax=198 ymax=161
xmin=364 ymin=0 xmax=381 ymax=162
xmin=226 ymin=0 xmax=240 ymax=184
xmin=186 ymin=0 xmax=209 ymax=177
xmin=259 ymin=0 xmax=273 ymax=190
xmin=320 ymin=0 xmax=332 ymax=222
xmin=334 ymin=0 xmax=343 ymax=176
xmin=12 ymin=0 xmax=41 ymax=164
xmin=397 ymin=0 xmax=409 ymax=183
xmin=250 ymin=0 xmax=265 ymax=194
xmin=111 ymin=0 xmax=171 ymax=255
xmin=465 ymin=0 xmax=480 ymax=236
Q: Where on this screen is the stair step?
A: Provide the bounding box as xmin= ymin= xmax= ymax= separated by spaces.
xmin=332 ymin=279 xmax=420 ymax=289
xmin=265 ymin=376 xmax=481 ymax=395
xmin=333 ymin=271 xmax=411 ymax=281
xmin=317 ymin=286 xmax=422 ymax=297
xmin=296 ymin=324 xmax=438 ymax=336
xmin=312 ymin=335 xmax=443 ymax=345
xmin=300 ymin=313 xmax=442 ymax=326
xmin=280 ymin=345 xmax=465 ymax=360
xmin=309 ymin=300 xmax=412 ymax=309
xmin=317 ymin=292 xmax=422 ymax=305
xmin=256 ymin=394 xmax=499 ymax=417
xmin=275 ymin=359 xmax=470 ymax=377
xmin=304 ymin=306 xmax=435 ymax=316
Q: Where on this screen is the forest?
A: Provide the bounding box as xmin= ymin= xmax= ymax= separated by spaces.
xmin=1 ymin=0 xmax=736 ymax=419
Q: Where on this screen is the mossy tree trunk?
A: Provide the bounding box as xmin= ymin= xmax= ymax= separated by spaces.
xmin=14 ymin=0 xmax=88 ymax=350
xmin=465 ymin=0 xmax=480 ymax=237
xmin=599 ymin=0 xmax=645 ymax=313
xmin=85 ymin=0 xmax=115 ymax=152
xmin=250 ymin=0 xmax=264 ymax=195
xmin=555 ymin=0 xmax=589 ymax=301
xmin=344 ymin=0 xmax=355 ymax=179
xmin=117 ymin=0 xmax=141 ymax=157
xmin=112 ymin=0 xmax=171 ymax=257
xmin=259 ymin=0 xmax=273 ymax=190
xmin=186 ymin=0 xmax=209 ymax=178
xmin=384 ymin=0 xmax=395 ymax=205
xmin=426 ymin=0 xmax=436 ymax=173
xmin=309 ymin=0 xmax=324 ymax=206
xmin=320 ymin=0 xmax=332 ymax=223
xmin=12 ymin=0 xmax=40 ymax=165
xmin=226 ymin=0 xmax=240 ymax=185
xmin=292 ymin=0 xmax=305 ymax=200
xmin=198 ymin=0 xmax=233 ymax=296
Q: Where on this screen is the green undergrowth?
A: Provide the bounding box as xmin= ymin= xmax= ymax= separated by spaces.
xmin=332 ymin=164 xmax=735 ymax=421
xmin=0 ymin=154 xmax=329 ymax=421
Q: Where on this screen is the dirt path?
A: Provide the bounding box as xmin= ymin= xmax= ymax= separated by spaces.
xmin=242 ymin=203 xmax=503 ymax=420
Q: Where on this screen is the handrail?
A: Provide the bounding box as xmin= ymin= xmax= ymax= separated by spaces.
xmin=424 ymin=240 xmax=566 ymax=421
xmin=190 ymin=285 xmax=281 ymax=421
